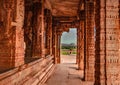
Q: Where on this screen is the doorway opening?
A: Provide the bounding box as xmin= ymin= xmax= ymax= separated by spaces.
xmin=60 ymin=28 xmax=77 ymax=64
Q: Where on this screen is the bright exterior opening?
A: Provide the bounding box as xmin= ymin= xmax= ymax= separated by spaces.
xmin=60 ymin=28 xmax=77 ymax=64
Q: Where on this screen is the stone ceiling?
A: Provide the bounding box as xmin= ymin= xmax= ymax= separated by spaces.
xmin=45 ymin=0 xmax=80 ymax=17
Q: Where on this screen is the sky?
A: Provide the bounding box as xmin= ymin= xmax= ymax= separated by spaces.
xmin=61 ymin=28 xmax=77 ymax=44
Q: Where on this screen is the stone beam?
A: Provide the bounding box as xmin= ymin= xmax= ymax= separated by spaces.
xmin=53 ymin=16 xmax=77 ymax=23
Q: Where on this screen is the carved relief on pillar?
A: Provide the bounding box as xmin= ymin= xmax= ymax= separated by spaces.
xmin=24 ymin=10 xmax=33 ymax=58
xmin=105 ymin=0 xmax=120 ymax=84
xmin=31 ymin=2 xmax=43 ymax=58
xmin=85 ymin=1 xmax=95 ymax=81
xmin=44 ymin=9 xmax=53 ymax=56
xmin=78 ymin=21 xmax=84 ymax=70
xmin=0 ymin=0 xmax=12 ymax=39
xmin=0 ymin=0 xmax=25 ymax=72
xmin=16 ymin=0 xmax=24 ymax=27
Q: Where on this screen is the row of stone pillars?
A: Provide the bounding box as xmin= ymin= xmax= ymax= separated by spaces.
xmin=78 ymin=0 xmax=120 ymax=85
xmin=0 ymin=0 xmax=54 ymax=73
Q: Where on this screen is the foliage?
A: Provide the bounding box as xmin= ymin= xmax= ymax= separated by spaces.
xmin=61 ymin=46 xmax=76 ymax=50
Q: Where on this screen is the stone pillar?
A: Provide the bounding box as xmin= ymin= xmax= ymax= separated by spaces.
xmin=24 ymin=6 xmax=33 ymax=58
xmin=55 ymin=30 xmax=58 ymax=64
xmin=41 ymin=0 xmax=45 ymax=57
xmin=57 ymin=33 xmax=61 ymax=63
xmin=50 ymin=21 xmax=53 ymax=55
xmin=32 ymin=2 xmax=42 ymax=58
xmin=77 ymin=28 xmax=80 ymax=65
xmin=0 ymin=0 xmax=25 ymax=72
xmin=14 ymin=0 xmax=25 ymax=66
xmin=78 ymin=21 xmax=84 ymax=70
xmin=85 ymin=0 xmax=95 ymax=81
xmin=49 ymin=13 xmax=53 ymax=55
xmin=94 ymin=0 xmax=106 ymax=84
xmin=52 ymin=26 xmax=56 ymax=63
xmin=95 ymin=0 xmax=120 ymax=85
xmin=52 ymin=26 xmax=58 ymax=64
xmin=44 ymin=9 xmax=53 ymax=56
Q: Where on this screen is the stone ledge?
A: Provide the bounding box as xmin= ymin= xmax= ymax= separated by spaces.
xmin=0 ymin=55 xmax=55 ymax=85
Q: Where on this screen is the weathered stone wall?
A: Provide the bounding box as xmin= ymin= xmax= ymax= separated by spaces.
xmin=0 ymin=56 xmax=55 ymax=85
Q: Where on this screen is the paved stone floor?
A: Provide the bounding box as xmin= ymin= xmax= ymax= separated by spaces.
xmin=44 ymin=55 xmax=84 ymax=85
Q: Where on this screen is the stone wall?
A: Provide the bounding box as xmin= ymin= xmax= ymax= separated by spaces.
xmin=0 ymin=56 xmax=55 ymax=85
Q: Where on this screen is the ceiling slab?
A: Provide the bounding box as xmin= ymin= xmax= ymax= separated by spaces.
xmin=48 ymin=0 xmax=80 ymax=16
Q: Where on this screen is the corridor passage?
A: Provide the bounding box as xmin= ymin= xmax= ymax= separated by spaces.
xmin=44 ymin=55 xmax=83 ymax=85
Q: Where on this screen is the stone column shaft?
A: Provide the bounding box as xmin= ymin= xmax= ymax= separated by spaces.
xmin=0 ymin=0 xmax=25 ymax=72
xmin=55 ymin=32 xmax=58 ymax=64
xmin=41 ymin=0 xmax=45 ymax=57
xmin=32 ymin=2 xmax=42 ymax=58
xmin=78 ymin=21 xmax=84 ymax=70
xmin=85 ymin=1 xmax=95 ymax=81
xmin=77 ymin=28 xmax=80 ymax=65
xmin=57 ymin=34 xmax=61 ymax=63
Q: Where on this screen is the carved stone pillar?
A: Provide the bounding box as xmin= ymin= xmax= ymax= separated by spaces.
xmin=52 ymin=26 xmax=58 ymax=63
xmin=3 ymin=0 xmax=13 ymax=35
xmin=49 ymin=16 xmax=53 ymax=55
xmin=55 ymin=29 xmax=58 ymax=64
xmin=95 ymin=0 xmax=120 ymax=85
xmin=50 ymin=25 xmax=53 ymax=55
xmin=78 ymin=20 xmax=84 ymax=70
xmin=24 ymin=7 xmax=33 ymax=59
xmin=32 ymin=2 xmax=42 ymax=58
xmin=44 ymin=9 xmax=53 ymax=56
xmin=77 ymin=28 xmax=80 ymax=65
xmin=57 ymin=33 xmax=61 ymax=63
xmin=0 ymin=0 xmax=25 ymax=72
xmin=85 ymin=1 xmax=95 ymax=81
xmin=41 ymin=0 xmax=45 ymax=57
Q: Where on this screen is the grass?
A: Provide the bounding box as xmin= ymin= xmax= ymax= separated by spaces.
xmin=61 ymin=49 xmax=77 ymax=55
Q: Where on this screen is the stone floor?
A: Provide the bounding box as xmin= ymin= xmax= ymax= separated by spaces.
xmin=44 ymin=55 xmax=84 ymax=85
